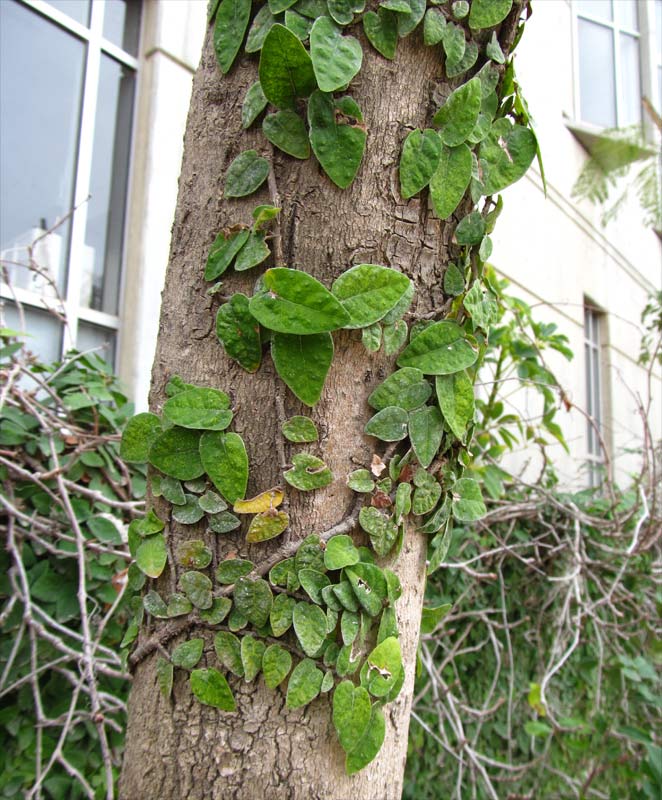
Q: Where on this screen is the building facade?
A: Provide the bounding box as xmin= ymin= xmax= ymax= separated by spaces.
xmin=0 ymin=0 xmax=660 ymax=487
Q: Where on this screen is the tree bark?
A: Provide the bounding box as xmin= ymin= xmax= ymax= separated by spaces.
xmin=120 ymin=14 xmax=483 ymax=800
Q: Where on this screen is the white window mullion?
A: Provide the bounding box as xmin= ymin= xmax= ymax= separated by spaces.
xmin=62 ymin=0 xmax=105 ymax=354
xmin=613 ymin=4 xmax=624 ymax=125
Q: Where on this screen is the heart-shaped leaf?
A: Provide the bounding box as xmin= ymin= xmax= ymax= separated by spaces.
xmin=208 ymin=510 xmax=241 ymax=533
xmin=214 ymin=631 xmax=244 ymax=676
xmin=234 ymin=488 xmax=284 ymax=514
xmin=213 ymin=0 xmax=251 ymax=74
xmin=259 ymin=24 xmax=316 ymax=109
xmin=429 ymin=143 xmax=472 ymax=220
xmin=324 ymin=535 xmax=360 ymax=570
xmin=433 ymin=78 xmax=482 ymax=146
xmin=396 ymin=0 xmax=425 ymax=36
xmin=399 ymin=129 xmax=442 ymax=199
xmin=359 ymin=506 xmax=398 ymax=557
xmin=368 ymin=367 xmax=432 ymax=411
xmin=299 ymin=568 xmax=331 ymax=604
xmin=199 ymin=597 xmax=231 ymax=624
xmin=199 ymin=431 xmax=248 ymax=503
xmin=285 ymin=9 xmax=313 ymax=40
xmin=163 ymin=388 xmax=232 ymax=431
xmin=199 ymin=490 xmax=227 ymax=514
xmin=262 ymin=110 xmax=311 ymax=159
xmin=272 ymin=332 xmax=334 ymax=406
xmin=225 ymin=150 xmax=270 ymax=198
xmin=364 ymin=406 xmax=408 ymax=441
xmin=360 ymin=636 xmax=402 ymax=697
xmin=204 ymin=229 xmax=250 ymax=281
xmin=423 ymin=7 xmax=446 ymax=44
xmin=452 ymin=477 xmax=486 ymax=521
xmin=262 ymin=644 xmax=292 ymax=688
xmin=281 ymin=416 xmax=318 ymax=442
xmin=233 ymin=577 xmax=273 ymax=627
xmin=479 ymin=120 xmax=537 ymax=194
xmin=120 ymin=412 xmax=161 ymax=463
xmin=327 ymin=0 xmax=362 ymax=25
xmin=469 ymin=0 xmax=513 ymax=30
xmin=345 ymin=563 xmax=387 ymax=617
xmin=346 ymin=469 xmax=375 ymax=493
xmin=149 ymin=428 xmax=204 ymax=481
xmin=333 ymin=680 xmax=372 ymax=752
xmin=442 ymin=21 xmax=465 ymax=65
xmin=171 ymin=494 xmax=204 ymax=525
xmin=286 ymin=658 xmax=323 ymax=708
xmin=270 ymin=593 xmax=296 ymax=636
xmin=310 ymin=17 xmax=363 ymax=92
xmin=382 ymin=320 xmax=408 ymax=355
xmin=446 ymin=39 xmax=478 ymax=78
xmin=242 ymin=81 xmax=268 ymax=128
xmin=216 ymin=558 xmax=254 ymax=584
xmin=246 ymin=510 xmax=289 ymax=543
xmin=241 ymin=634 xmax=266 ymax=682
xmin=331 ymin=264 xmax=411 ymax=329
xmin=143 ymin=590 xmax=168 ymax=617
xmin=246 ymin=6 xmax=277 ymax=53
xmin=269 ymin=0 xmax=297 ymax=12
xmin=420 ymin=602 xmax=452 ymax=634
xmin=308 ymin=90 xmax=366 ymax=189
xmin=190 ymin=668 xmax=236 ymax=711
xmin=235 ymin=230 xmax=270 ymax=271
xmin=293 ymin=601 xmax=327 ymax=656
xmin=345 ymin=706 xmax=386 ymax=774
xmin=455 ymin=211 xmax=486 ymax=246
xmin=179 ymin=571 xmax=213 ymax=609
xmin=284 ymin=453 xmax=333 ymax=491
xmin=408 ymin=405 xmax=444 ymax=468
xmin=363 ymin=8 xmax=398 ymax=59
xmin=171 ymin=638 xmax=204 ymax=670
xmin=412 ymin=468 xmax=441 ymax=515
xmin=176 ymin=540 xmax=212 ymax=569
xmin=397 ymin=321 xmax=477 ymax=374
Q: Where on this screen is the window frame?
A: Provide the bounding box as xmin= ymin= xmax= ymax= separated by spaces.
xmin=583 ymin=300 xmax=607 ymax=488
xmin=0 ymin=0 xmax=141 ymax=362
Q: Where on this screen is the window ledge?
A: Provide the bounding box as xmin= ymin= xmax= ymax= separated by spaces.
xmin=564 ymin=118 xmax=656 ymax=160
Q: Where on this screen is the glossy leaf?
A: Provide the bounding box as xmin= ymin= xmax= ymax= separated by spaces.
xmin=286 ymin=658 xmax=323 ymax=709
xmin=190 ymin=668 xmax=236 ymax=711
xmin=135 ymin=533 xmax=167 ymax=578
xmin=433 ymin=78 xmax=481 ymax=146
xmin=235 ymin=230 xmax=270 ymax=271
xmin=270 ymin=592 xmax=296 ymax=636
xmin=429 ymin=143 xmax=472 ymax=220
xmin=400 ymin=129 xmax=442 ymax=199
xmin=262 ymin=644 xmax=292 ymax=688
xmin=479 ymin=121 xmax=537 ymax=194
xmin=259 ymin=24 xmax=316 ymax=109
xmin=324 ymin=534 xmax=360 ymax=570
xmin=242 ymin=81 xmax=268 ymax=129
xmin=225 ymin=150 xmax=270 ymax=198
xmin=216 ymin=558 xmax=254 ymax=584
xmin=246 ymin=510 xmax=289 ymax=542
xmin=333 ymin=680 xmax=372 ymax=753
xmin=469 ymin=0 xmax=513 ymax=29
xmin=363 ymin=8 xmax=398 ymax=59
xmin=436 ymin=371 xmax=474 ymax=440
xmin=241 ymin=634 xmax=266 ymax=682
xmin=179 ymin=571 xmax=213 ymax=609
xmin=345 ymin=563 xmax=387 ymax=617
xmin=233 ymin=577 xmax=273 ymax=627
xmin=214 ymin=631 xmax=244 ymax=676
xmin=199 ymin=431 xmax=248 ymax=503
xmin=120 ymin=413 xmax=161 ymax=463
xmin=308 ymin=90 xmax=366 ymax=189
xmin=359 ymin=506 xmax=398 ymax=557
xmin=364 ymin=406 xmax=408 ymax=441
xmin=368 ymin=367 xmax=432 ymax=411
xmin=272 ymin=332 xmax=334 ymax=406
xmin=293 ymin=601 xmax=327 ymax=656
xmin=213 ymin=0 xmax=251 ymax=74
xmin=408 ymin=405 xmax=444 ymax=468
xmin=346 ymin=469 xmax=375 ymax=493
xmin=163 ymin=388 xmax=232 ymax=431
xmin=204 ymin=229 xmax=250 ymax=281
xmin=310 ymin=17 xmax=362 ymax=93
xmin=171 ymin=638 xmax=204 ymax=670
xmin=345 ymin=706 xmax=386 ymax=775
xmin=281 ymin=415 xmax=318 ymax=442
xmin=397 ymin=321 xmax=477 ymax=374
xmin=284 ymin=452 xmax=333 ymax=491
xmin=331 ymin=264 xmax=411 ymax=329
xmin=263 ymin=110 xmax=310 ymax=159
xmin=246 ymin=5 xmax=277 ymax=53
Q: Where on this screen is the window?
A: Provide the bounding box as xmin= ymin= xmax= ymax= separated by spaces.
xmin=0 ymin=0 xmax=141 ymax=365
xmin=584 ymin=302 xmax=606 ymax=487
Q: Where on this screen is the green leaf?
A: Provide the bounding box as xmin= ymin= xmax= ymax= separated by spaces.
xmin=250 ymin=267 xmax=350 ymax=334
xmin=452 ymin=0 xmax=469 ymax=18
xmin=345 ymin=563 xmax=387 ymax=617
xmin=135 ymin=533 xmax=167 ymax=578
xmin=216 ymin=294 xmax=262 ymax=373
xmin=171 ymin=638 xmax=204 ymax=670
xmin=340 ymin=610 xmax=359 ymax=645
xmin=242 ymin=81 xmax=268 ymax=129
xmin=360 ymin=636 xmax=402 ymax=697
xmin=382 ymin=320 xmax=408 ymax=353
xmin=204 ymin=229 xmax=250 ymax=281
xmin=246 ymin=5 xmax=277 ymax=52
xmin=87 ymin=516 xmax=123 ymax=545
xmin=452 ymin=477 xmax=486 ymax=521
xmin=359 ymin=507 xmax=398 ymax=557
xmin=233 ymin=577 xmax=273 ymax=627
xmin=331 ymin=264 xmax=411 ymax=329
xmin=155 ymin=476 xmax=186 ymax=505
xmin=284 ymin=452 xmax=333 ymax=491
xmin=263 ymin=110 xmax=311 ymax=159
xmin=199 ymin=490 xmax=226 ymax=514
xmin=213 ymin=0 xmax=251 ymax=73
xmin=327 ymin=0 xmax=362 ymax=25
xmin=479 ymin=120 xmax=537 ymax=194
xmin=333 ymin=680 xmax=372 ymax=752
xmin=333 ymin=580 xmax=360 ymax=612
xmin=364 ymin=406 xmax=408 ymax=441
xmin=208 ymin=510 xmax=242 ymax=533
xmin=190 ymin=668 xmax=236 ymax=711
xmin=179 ymin=571 xmax=213 ymax=609
xmin=469 ymin=0 xmax=513 ymax=30
xmin=308 ymin=90 xmax=366 ymax=189
xmin=324 ymin=534 xmax=360 ymax=570
xmin=143 ymin=590 xmax=168 ymax=617
xmin=176 ymin=539 xmax=212 ymax=569
xmin=299 ymin=568 xmax=331 ymax=604
xmin=246 ymin=510 xmax=289 ymax=542
xmin=399 ymin=129 xmax=442 ymax=199
xmin=286 ymin=658 xmax=323 ymax=709
xmin=120 ymin=413 xmax=161 ymax=463
xmin=310 ymin=17 xmax=362 ymax=93
xmin=262 ymin=644 xmax=292 ymax=688
xmin=214 ymin=631 xmax=244 ymax=676
xmin=408 ymin=405 xmax=443 ymax=468
xmin=130 ymin=509 xmax=165 ymax=537
xmin=235 ymin=230 xmax=271 ymax=271
xmin=199 ymin=431 xmax=248 ymax=503
xmin=420 ymin=602 xmax=451 ymax=634
xmin=241 ymin=634 xmax=266 ymax=682
xmin=216 ymin=558 xmax=254 ymax=584
xmin=429 ymin=143 xmax=472 ymax=220
xmin=455 ymin=211 xmax=485 ymax=246
xmin=167 ymin=593 xmax=194 ymax=618
xmin=486 ymin=30 xmax=505 ymax=63
xmin=295 ymin=0 xmax=327 ymax=18
xmin=294 ymin=533 xmax=326 ymax=574
xmin=446 ymin=39 xmax=478 ymax=78
xmin=361 ymin=323 xmax=382 ymax=352
xmin=397 ymin=321 xmax=477 ymax=374
xmin=345 ymin=706 xmax=386 ymax=775
xmin=156 ymin=658 xmax=173 ymax=698
xmin=423 ymin=7 xmax=446 ymax=44
xmin=394 ymin=482 xmax=412 ymax=524
xmin=163 ymin=388 xmax=232 ymax=431
xmin=285 ymin=9 xmax=313 ymax=39
xmin=524 ymin=720 xmax=553 ymax=738
xmin=272 ymin=332 xmax=334 ymax=406
xmin=378 ymin=606 xmax=399 ymax=643
xmin=252 ymin=204 xmax=280 ymax=228
xmin=441 ymin=21 xmax=465 ymax=65
xmin=225 ymin=150 xmax=270 ymax=198
xmin=436 ymin=371 xmax=474 ymax=440
xmin=443 ymin=263 xmax=465 ymax=296
xmin=282 ymin=415 xmax=318 ymax=442
xmin=381 ymin=280 xmax=414 ymax=324
xmin=270 ymin=592 xmax=296 ymax=636
xmin=293 ymin=601 xmax=327 ymax=656
xmin=412 ymin=468 xmax=441 ymax=515
xmin=463 ymin=279 xmax=498 ymax=331
xmin=397 ymin=0 xmax=425 ymax=36
xmin=368 ymin=367 xmax=432 ymax=411
xmin=433 ymin=78 xmax=481 ymax=146
xmin=363 ymin=8 xmax=398 ymax=59
xmin=346 ymin=469 xmax=375 ymax=493
xmin=259 ymin=24 xmax=316 ymax=109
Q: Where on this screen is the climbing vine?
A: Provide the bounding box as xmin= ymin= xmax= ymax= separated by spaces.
xmin=121 ymin=0 xmax=538 ymax=776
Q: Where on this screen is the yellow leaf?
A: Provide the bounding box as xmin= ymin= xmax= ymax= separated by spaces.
xmin=246 ymin=510 xmax=289 ymax=543
xmin=233 ymin=488 xmax=284 ymax=514
xmin=527 ymin=682 xmax=546 ymax=717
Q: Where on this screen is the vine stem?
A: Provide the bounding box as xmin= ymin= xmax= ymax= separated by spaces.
xmin=128 ymin=496 xmax=364 ymax=668
xmin=267 ymin=154 xmax=285 ymax=268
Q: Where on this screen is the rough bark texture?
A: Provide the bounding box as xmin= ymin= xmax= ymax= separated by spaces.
xmin=120 ymin=19 xmax=470 ymax=800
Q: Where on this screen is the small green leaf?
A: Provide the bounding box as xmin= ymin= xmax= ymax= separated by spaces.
xmin=233 ymin=577 xmax=273 ymax=627
xmin=259 ymin=24 xmax=316 ymax=109
xmin=333 ymin=680 xmax=372 ymax=752
xmin=436 ymin=371 xmax=474 ymax=440
xmin=455 ymin=211 xmax=485 ymax=246
xmin=136 ymin=533 xmax=167 ymax=578
xmin=452 ymin=477 xmax=486 ymax=521
xmin=242 ymin=81 xmax=268 ymax=128
xmin=452 ymin=0 xmax=469 ymax=19
xmin=345 ymin=563 xmax=387 ymax=617
xmin=363 ymin=8 xmax=398 ymax=59
xmin=263 ymin=110 xmax=311 ymax=159
xmin=120 ymin=413 xmax=161 ymax=463
xmin=299 ymin=568 xmax=331 ymax=604
xmin=272 ymin=332 xmax=334 ymax=407
xmin=284 ymin=452 xmax=333 ymax=491
xmin=397 ymin=321 xmax=477 ymax=375
xmin=156 ymin=657 xmax=173 ymax=698
xmin=214 ymin=631 xmax=244 ymax=676
xmin=198 ymin=490 xmax=226 ymax=514
xmin=310 ymin=17 xmax=362 ymax=93
xmin=213 ymin=0 xmax=251 ymax=74
xmin=216 ymin=558 xmax=254 ymax=584
xmin=382 ymin=320 xmax=408 ymax=356
xmin=486 ymin=30 xmax=505 ymax=63
xmin=360 ymin=636 xmax=402 ymax=697
xmin=408 ymin=406 xmax=443 ymax=468
xmin=399 ymin=129 xmax=442 ymax=199
xmin=331 ymin=264 xmax=411 ymax=329
xmin=442 ymin=21 xmax=465 ymax=65
xmin=235 ymin=230 xmax=271 ymax=271
xmin=443 ymin=263 xmax=465 ymax=296
xmin=396 ymin=0 xmax=425 ymax=36
xmin=327 ymin=0 xmax=361 ymax=25
xmin=429 ymin=143 xmax=472 ymax=220
xmin=270 ymin=592 xmax=296 ymax=636
xmin=361 ymin=323 xmax=382 ymax=352
xmin=241 ymin=634 xmax=266 ymax=682
xmin=285 ymin=9 xmax=313 ymax=39
xmin=225 ymin=150 xmax=270 ymax=198
xmin=246 ymin=510 xmax=289 ymax=542
xmin=423 ymin=7 xmax=446 ymax=44
xmin=364 ymin=406 xmax=408 ymax=441
xmin=286 ymin=658 xmax=323 ymax=709
xmin=345 ymin=706 xmax=386 ymax=775
xmin=171 ymin=638 xmax=204 ymax=670
xmin=346 ymin=469 xmax=375 ymax=493
xmin=159 ymin=476 xmax=187 ymax=505
xmin=167 ymin=593 xmax=194 ymax=618
xmin=179 ymin=571 xmax=213 ymax=609
xmin=208 ymin=510 xmax=242 ymax=533
xmin=368 ymin=367 xmax=432 ymax=411
xmin=250 ymin=267 xmax=350 ymax=334
xmin=341 ymin=610 xmax=359 ymax=645
xmin=308 ymin=90 xmax=366 ymax=189
xmin=359 ymin=507 xmax=398 ymax=557
xmin=171 ymin=493 xmax=205 ymax=525
xmin=394 ymin=482 xmax=412 ymax=524
xmin=252 ymin=204 xmax=280 ymax=228
xmin=324 ymin=535 xmax=360 ymax=570
xmin=176 ymin=540 xmax=212 ymax=569
xmin=479 ymin=120 xmax=537 ymax=194
xmin=446 ymin=39 xmax=478 ymax=78
xmin=282 ymin=416 xmax=318 ymax=442
xmin=204 ymin=229 xmax=250 ymax=281
xmin=378 ymin=606 xmax=399 ymax=643
xmin=143 ymin=590 xmax=168 ymax=617
xmin=262 ymin=644 xmax=292 ymax=688
xmin=420 ymin=602 xmax=452 ymax=634
xmin=200 ymin=597 xmax=232 ymax=624
xmin=433 ymin=78 xmax=481 ymax=146
xmin=469 ymin=0 xmax=513 ymax=30
xmin=293 ymin=601 xmax=327 ymax=656
xmin=412 ymin=468 xmax=441 ymax=515
xmin=464 ymin=279 xmax=498 ymax=332
xmin=163 ymin=388 xmax=232 ymax=431
xmin=190 ymin=668 xmax=236 ymax=711
xmin=246 ymin=5 xmax=277 ymax=52
xmin=199 ymin=431 xmax=249 ymax=503
xmin=216 ymin=294 xmax=262 ymax=373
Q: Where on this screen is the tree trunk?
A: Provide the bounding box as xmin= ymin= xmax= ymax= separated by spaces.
xmin=120 ymin=8 xmax=518 ymax=798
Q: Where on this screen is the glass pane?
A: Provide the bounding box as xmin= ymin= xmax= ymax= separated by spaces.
xmin=0 ymin=2 xmax=85 ymax=296
xmin=103 ymin=0 xmax=141 ymax=55
xmin=81 ymin=55 xmax=136 ymax=314
xmin=613 ymin=0 xmax=638 ymax=31
xmin=1 ymin=302 xmax=63 ymax=364
xmin=578 ymin=19 xmax=616 ymax=127
xmin=46 ymin=0 xmax=90 ymax=26
xmin=620 ymin=34 xmax=641 ymax=125
xmin=77 ymin=321 xmax=116 ymax=365
xmin=577 ymin=0 xmax=612 ymax=22
xmin=656 ymin=1 xmax=662 ymax=60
